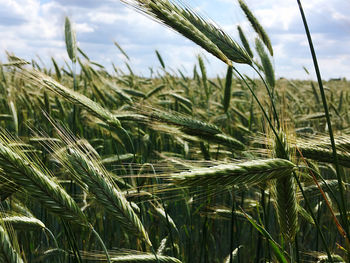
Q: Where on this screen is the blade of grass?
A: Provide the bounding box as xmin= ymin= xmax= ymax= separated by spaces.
xmin=296 ymin=0 xmax=349 ymax=246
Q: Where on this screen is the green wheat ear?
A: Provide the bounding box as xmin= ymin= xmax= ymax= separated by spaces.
xmin=64 ymin=17 xmax=77 ymax=63
xmin=273 ymin=131 xmax=298 ymax=242
xmin=171 ymin=158 xmax=296 ymax=189
xmin=0 ymin=225 xmax=24 ymax=263
xmin=64 ymin=147 xmax=152 ymax=246
xmin=110 ymin=254 xmax=182 ymax=262
xmin=223 ymin=65 xmax=233 ymax=113
xmin=255 ymin=38 xmax=275 ymax=89
xmin=0 ymin=134 xmax=87 ymax=225
xmin=22 ymin=69 xmax=122 ymax=129
xmin=316 ymin=254 xmax=345 ymax=263
xmin=238 ymin=0 xmax=273 ymax=56
xmin=1 ymin=216 xmax=45 ymax=231
xmin=237 ymin=25 xmax=253 ymax=58
xmin=121 ymin=0 xmax=252 ymax=65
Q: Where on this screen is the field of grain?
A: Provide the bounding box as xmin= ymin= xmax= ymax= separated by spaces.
xmin=0 ymin=0 xmax=349 ymax=262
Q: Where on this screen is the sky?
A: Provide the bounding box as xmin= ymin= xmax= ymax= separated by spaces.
xmin=0 ymin=0 xmax=349 ymax=80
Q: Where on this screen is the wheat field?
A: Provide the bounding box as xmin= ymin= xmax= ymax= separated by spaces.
xmin=0 ymin=0 xmax=349 ymax=262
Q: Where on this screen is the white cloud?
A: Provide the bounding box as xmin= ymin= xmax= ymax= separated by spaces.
xmin=0 ymin=0 xmax=348 ymax=80
xmin=75 ymin=23 xmax=94 ymax=33
xmin=88 ymin=12 xmax=121 ymax=24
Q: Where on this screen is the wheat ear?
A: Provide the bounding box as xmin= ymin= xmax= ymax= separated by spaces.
xmin=122 ymin=0 xmax=231 ymax=65
xmin=0 ymin=137 xmax=87 ymax=225
xmin=273 ymin=131 xmax=298 ymax=242
xmin=110 ymin=254 xmax=182 ymax=262
xmin=64 ymin=17 xmax=77 ymax=63
xmin=171 ymin=158 xmax=295 ymax=188
xmin=144 ymin=108 xmax=245 ymax=150
xmin=238 ymin=0 xmax=273 ymax=56
xmin=255 ymin=38 xmax=275 ymax=89
xmin=237 ymin=25 xmax=253 ymax=58
xmin=21 ymin=69 xmax=121 ymax=129
xmin=64 ymin=146 xmax=151 ymax=246
xmin=1 ymin=216 xmax=45 ymax=231
xmin=0 ymin=225 xmax=24 ymax=263
xmin=122 ymin=0 xmax=251 ymax=65
xmin=296 ymin=145 xmax=350 ymax=168
xmin=316 ymin=254 xmax=345 ymax=263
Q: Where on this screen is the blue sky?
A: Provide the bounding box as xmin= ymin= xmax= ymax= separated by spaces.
xmin=0 ymin=0 xmax=349 ymax=80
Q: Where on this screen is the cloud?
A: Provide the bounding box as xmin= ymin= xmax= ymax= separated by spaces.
xmin=0 ymin=0 xmax=348 ymax=80
xmin=229 ymin=0 xmax=350 ymax=79
xmin=52 ymin=0 xmax=117 ymax=8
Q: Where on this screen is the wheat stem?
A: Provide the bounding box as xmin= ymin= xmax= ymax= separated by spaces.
xmin=296 ymin=2 xmax=349 ymax=252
